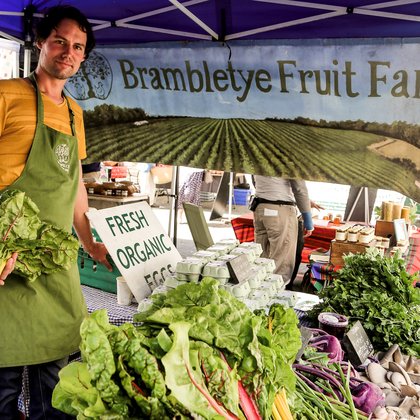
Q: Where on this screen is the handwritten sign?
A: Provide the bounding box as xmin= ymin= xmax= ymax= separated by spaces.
xmin=226 ymin=254 xmax=253 ymax=284
xmin=342 ymin=321 xmax=374 ymax=366
xmin=87 ymin=202 xmax=182 ymax=302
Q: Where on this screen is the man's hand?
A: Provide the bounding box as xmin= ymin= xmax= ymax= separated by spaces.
xmin=0 ymin=253 xmax=18 ymax=286
xmin=86 ymin=242 xmax=113 ymax=272
xmin=303 ymin=228 xmax=314 ymax=238
xmin=310 ymin=200 xmax=325 ymax=211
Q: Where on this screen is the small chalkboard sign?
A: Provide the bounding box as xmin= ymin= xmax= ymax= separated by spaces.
xmin=295 ymin=327 xmax=313 ymax=362
xmin=226 ymin=254 xmax=253 ymax=284
xmin=342 ymin=321 xmax=374 ymax=366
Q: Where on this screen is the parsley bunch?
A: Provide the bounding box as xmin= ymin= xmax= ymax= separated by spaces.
xmin=310 ymin=248 xmax=420 ymax=357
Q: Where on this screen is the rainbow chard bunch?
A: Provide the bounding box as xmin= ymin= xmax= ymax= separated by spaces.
xmin=0 ymin=190 xmax=79 ymax=281
xmin=52 ymin=278 xmax=302 ymax=419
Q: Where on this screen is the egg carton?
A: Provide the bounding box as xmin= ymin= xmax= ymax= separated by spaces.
xmin=247 ymin=266 xmax=267 ymax=289
xmin=217 ymin=254 xmax=241 ymax=263
xmin=265 ymin=273 xmax=285 ymax=292
xmin=137 ymin=298 xmax=154 ymax=313
xmin=164 ymin=273 xmax=189 ymax=289
xmin=151 ymin=285 xmax=171 ymax=295
xmin=270 ymin=291 xmax=297 ymax=308
xmin=206 ymin=244 xmax=232 ymax=256
xmin=236 ymin=241 xmax=263 ymax=257
xmin=254 ymin=257 xmax=276 ymax=273
xmin=222 ymin=280 xmax=251 ymax=298
xmin=201 ymin=260 xmax=230 ymax=285
xmin=175 ymin=273 xmax=201 ymax=282
xmin=248 ymin=289 xmax=270 ymax=307
xmin=237 ymin=297 xmax=262 ymax=312
xmin=192 ymin=250 xmax=219 ymax=263
xmin=257 ymin=281 xmax=278 ymax=298
xmin=214 ymin=238 xmax=240 ymax=251
xmin=175 ymin=257 xmax=206 ymax=282
xmin=229 ymin=247 xmax=257 ymax=263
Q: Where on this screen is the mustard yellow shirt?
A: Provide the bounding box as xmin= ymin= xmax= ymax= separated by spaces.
xmin=0 ymin=78 xmax=87 ymax=189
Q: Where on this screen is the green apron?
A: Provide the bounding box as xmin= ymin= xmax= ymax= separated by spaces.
xmin=0 ymin=73 xmax=87 ymax=367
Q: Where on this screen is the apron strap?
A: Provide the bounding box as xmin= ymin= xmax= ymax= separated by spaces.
xmin=27 ymin=72 xmax=76 ymax=137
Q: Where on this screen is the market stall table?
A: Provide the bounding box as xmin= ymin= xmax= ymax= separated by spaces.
xmin=231 ymin=213 xmax=340 ymax=249
xmin=87 ymin=192 xmax=149 ymax=210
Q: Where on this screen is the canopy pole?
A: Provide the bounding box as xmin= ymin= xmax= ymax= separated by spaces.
xmin=169 ymin=166 xmax=179 ymax=246
xmin=23 ymin=5 xmax=35 ymax=76
xmin=228 ymin=172 xmax=234 ymax=221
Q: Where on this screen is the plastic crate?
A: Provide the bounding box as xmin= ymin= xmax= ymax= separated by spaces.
xmin=232 ymin=188 xmax=251 ymax=206
xmin=77 ymin=228 xmax=121 ymax=294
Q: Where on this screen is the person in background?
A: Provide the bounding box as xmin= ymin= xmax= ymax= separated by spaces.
xmin=289 ymin=200 xmax=325 ymax=289
xmin=253 ymin=176 xmax=314 ymax=285
xmin=177 ymin=166 xmax=204 ymax=223
xmin=0 ymin=6 xmax=111 ymax=418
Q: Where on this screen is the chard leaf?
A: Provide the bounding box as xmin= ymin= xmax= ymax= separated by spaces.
xmin=161 ymin=321 xmax=235 ymax=420
xmin=80 ymin=311 xmax=130 ymax=416
xmin=0 ymin=189 xmax=79 ymax=282
xmin=51 ymin=361 xmax=108 ymax=418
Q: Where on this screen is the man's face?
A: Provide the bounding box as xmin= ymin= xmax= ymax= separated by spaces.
xmin=37 ymin=18 xmax=87 ymax=80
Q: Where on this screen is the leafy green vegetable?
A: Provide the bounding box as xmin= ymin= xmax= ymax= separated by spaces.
xmin=51 ymin=362 xmax=108 ymax=418
xmin=309 ymin=248 xmax=420 ymax=356
xmin=162 ymin=321 xmax=239 ymax=419
xmin=135 ymin=278 xmax=301 ymax=419
xmin=0 ymin=189 xmax=79 ymax=281
xmin=53 ymin=280 xmax=302 ymax=419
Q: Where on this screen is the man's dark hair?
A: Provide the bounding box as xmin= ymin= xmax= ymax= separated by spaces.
xmin=35 ymin=5 xmax=95 ymax=58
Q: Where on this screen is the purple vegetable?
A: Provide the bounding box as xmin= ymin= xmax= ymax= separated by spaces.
xmin=308 ymin=333 xmax=344 ymax=362
xmin=293 ymin=364 xmax=344 ymax=400
xmin=351 ymin=382 xmax=385 ymax=414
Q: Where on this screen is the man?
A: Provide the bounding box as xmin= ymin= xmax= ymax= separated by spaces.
xmin=253 ymin=176 xmax=314 ymax=285
xmin=0 ymin=6 xmax=111 ymax=418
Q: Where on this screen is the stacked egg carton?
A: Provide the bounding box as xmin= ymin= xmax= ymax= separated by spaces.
xmin=158 ymin=239 xmax=286 ymax=312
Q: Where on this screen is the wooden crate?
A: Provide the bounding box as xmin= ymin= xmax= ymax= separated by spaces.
xmin=374 ymin=220 xmax=395 ymax=238
xmin=330 ymin=239 xmax=377 ymax=266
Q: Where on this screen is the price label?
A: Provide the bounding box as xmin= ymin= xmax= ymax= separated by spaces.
xmin=226 ymin=254 xmax=253 ymax=284
xmin=342 ymin=321 xmax=374 ymax=366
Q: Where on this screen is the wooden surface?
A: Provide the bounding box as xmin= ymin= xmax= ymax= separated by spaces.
xmin=330 ymin=239 xmax=377 ymax=266
xmin=87 ymin=193 xmax=149 ymax=209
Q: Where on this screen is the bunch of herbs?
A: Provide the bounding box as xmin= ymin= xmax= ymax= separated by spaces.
xmin=309 ymin=248 xmax=420 ymax=356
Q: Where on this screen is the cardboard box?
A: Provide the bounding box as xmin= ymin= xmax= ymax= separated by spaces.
xmin=330 ymin=239 xmax=377 ymax=266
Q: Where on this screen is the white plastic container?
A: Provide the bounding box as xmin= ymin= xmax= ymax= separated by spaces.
xmin=116 ymin=276 xmax=133 ymax=306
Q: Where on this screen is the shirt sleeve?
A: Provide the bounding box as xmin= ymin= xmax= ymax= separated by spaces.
xmin=290 ymin=179 xmax=311 ymax=214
